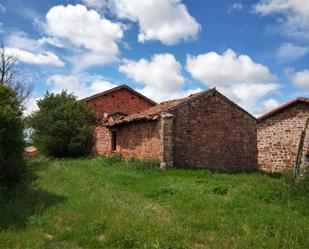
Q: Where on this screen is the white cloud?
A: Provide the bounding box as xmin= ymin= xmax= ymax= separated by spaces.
xmin=292 ymin=69 xmax=309 ymax=89
xmin=6 ymin=32 xmax=40 ymax=52
xmin=277 ymin=43 xmax=309 ymax=61
xmin=186 ymin=49 xmax=280 ymax=115
xmin=186 ymin=49 xmax=275 ymax=85
xmin=110 ymin=0 xmax=201 ymax=45
xmin=69 ymin=52 xmax=119 ymax=72
xmin=262 ymin=98 xmax=280 ymax=111
xmin=254 ymin=0 xmax=309 ymax=41
xmin=37 ymin=37 xmax=64 ymax=48
xmin=45 ymin=4 xmax=123 ymax=62
xmin=5 ymin=32 xmax=65 ymax=67
xmin=217 ymin=83 xmax=280 ymax=115
xmin=119 ymin=53 xmax=190 ymax=101
xmin=24 ymin=97 xmax=39 ymax=116
xmin=6 ymin=47 xmax=65 ymax=67
xmin=232 ymin=2 xmax=243 ymax=11
xmin=47 ymin=74 xmax=118 ymax=99
xmin=0 ymin=4 xmax=6 ymax=13
xmin=82 ymin=0 xmax=107 ymax=8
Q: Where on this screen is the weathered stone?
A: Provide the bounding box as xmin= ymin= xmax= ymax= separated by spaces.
xmin=258 ymin=102 xmax=309 ymax=172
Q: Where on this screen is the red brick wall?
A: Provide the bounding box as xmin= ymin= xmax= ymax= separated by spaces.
xmin=257 ymin=103 xmax=309 ymax=172
xmin=171 ymin=94 xmax=257 ymax=171
xmin=86 ymin=87 xmax=155 ymax=156
xmin=85 ymin=88 xmax=155 ymax=117
xmin=93 ymin=126 xmax=112 ymax=156
xmin=113 ymin=121 xmax=163 ymax=161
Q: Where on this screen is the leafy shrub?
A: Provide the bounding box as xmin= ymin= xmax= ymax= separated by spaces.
xmin=28 ymin=91 xmax=96 ymax=157
xmin=0 ymin=86 xmax=26 ymax=187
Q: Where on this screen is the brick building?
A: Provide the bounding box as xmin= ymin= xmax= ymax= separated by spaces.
xmin=82 ymin=85 xmax=156 ymax=155
xmin=106 ymin=88 xmax=257 ymax=171
xmin=257 ymin=98 xmax=309 ymax=173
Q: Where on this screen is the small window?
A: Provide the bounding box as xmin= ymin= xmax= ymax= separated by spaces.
xmin=111 ymin=131 xmax=117 ymax=151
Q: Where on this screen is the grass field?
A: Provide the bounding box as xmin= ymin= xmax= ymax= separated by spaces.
xmin=0 ymin=156 xmax=308 ymax=249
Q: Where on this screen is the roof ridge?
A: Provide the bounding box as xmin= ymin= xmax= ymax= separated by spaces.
xmin=108 ymin=88 xmax=218 ymax=126
xmin=258 ymin=97 xmax=309 ymax=121
xmin=81 ymin=84 xmax=156 ymax=105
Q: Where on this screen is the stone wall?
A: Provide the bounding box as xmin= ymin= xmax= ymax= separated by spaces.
xmin=113 ymin=120 xmax=163 ymax=161
xmin=85 ymin=88 xmax=155 ymax=118
xmin=171 ymin=94 xmax=257 ymax=171
xmin=258 ymin=103 xmax=309 ymax=172
xmin=160 ymin=113 xmax=174 ymax=167
xmin=93 ymin=126 xmax=112 ymax=156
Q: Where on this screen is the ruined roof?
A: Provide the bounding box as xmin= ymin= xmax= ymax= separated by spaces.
xmin=258 ymin=97 xmax=309 ymax=121
xmin=108 ymin=88 xmax=256 ymax=127
xmin=81 ymin=84 xmax=156 ymax=105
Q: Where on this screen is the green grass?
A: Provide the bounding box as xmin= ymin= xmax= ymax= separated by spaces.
xmin=0 ymin=156 xmax=308 ymax=249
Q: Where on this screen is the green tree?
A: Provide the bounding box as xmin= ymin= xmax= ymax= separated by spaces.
xmin=29 ymin=91 xmax=96 ymax=157
xmin=0 ymin=86 xmax=25 ymax=187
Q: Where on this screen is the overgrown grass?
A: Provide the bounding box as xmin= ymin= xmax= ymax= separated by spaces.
xmin=0 ymin=156 xmax=308 ymax=249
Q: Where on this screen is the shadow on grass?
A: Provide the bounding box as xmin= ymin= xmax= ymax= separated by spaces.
xmin=0 ymin=186 xmax=66 ymax=230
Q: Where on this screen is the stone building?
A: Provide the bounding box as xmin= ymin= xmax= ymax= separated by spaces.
xmin=82 ymin=85 xmax=156 ymax=155
xmin=257 ymin=98 xmax=309 ymax=173
xmin=106 ymin=88 xmax=257 ymax=171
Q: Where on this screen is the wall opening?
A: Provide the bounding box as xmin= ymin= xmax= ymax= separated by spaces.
xmin=111 ymin=131 xmax=117 ymax=151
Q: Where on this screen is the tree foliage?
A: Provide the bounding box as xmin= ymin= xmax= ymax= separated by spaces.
xmin=29 ymin=91 xmax=96 ymax=157
xmin=0 ymin=86 xmax=25 ymax=187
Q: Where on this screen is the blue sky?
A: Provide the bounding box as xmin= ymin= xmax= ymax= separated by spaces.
xmin=0 ymin=0 xmax=308 ymax=116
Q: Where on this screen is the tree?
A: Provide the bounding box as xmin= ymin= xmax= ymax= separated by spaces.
xmin=29 ymin=91 xmax=96 ymax=157
xmin=0 ymin=43 xmax=33 ymax=103
xmin=0 ymin=86 xmax=26 ymax=187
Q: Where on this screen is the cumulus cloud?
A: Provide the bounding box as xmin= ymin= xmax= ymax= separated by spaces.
xmin=47 ymin=74 xmax=118 ymax=99
xmin=82 ymin=0 xmax=107 ymax=8
xmin=110 ymin=0 xmax=201 ymax=45
xmin=262 ymin=98 xmax=280 ymax=112
xmin=276 ymin=43 xmax=309 ymax=61
xmin=6 ymin=47 xmax=65 ymax=67
xmin=292 ymin=69 xmax=309 ymax=89
xmin=119 ymin=53 xmax=200 ymax=101
xmin=254 ymin=0 xmax=309 ymax=41
xmin=5 ymin=32 xmax=65 ymax=67
xmin=186 ymin=49 xmax=280 ymax=115
xmin=217 ymin=83 xmax=280 ymax=115
xmin=45 ymin=4 xmax=123 ymax=63
xmin=186 ymin=49 xmax=275 ymax=85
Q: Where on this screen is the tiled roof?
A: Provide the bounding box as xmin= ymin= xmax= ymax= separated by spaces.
xmin=108 ymin=88 xmax=256 ymax=126
xmin=81 ymin=84 xmax=157 ymax=105
xmin=258 ymin=97 xmax=309 ymax=121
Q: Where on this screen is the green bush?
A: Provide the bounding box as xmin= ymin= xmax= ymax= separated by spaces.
xmin=0 ymin=86 xmax=26 ymax=187
xmin=28 ymin=91 xmax=96 ymax=157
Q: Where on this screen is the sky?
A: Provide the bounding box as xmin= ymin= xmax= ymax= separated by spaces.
xmin=0 ymin=0 xmax=308 ymax=116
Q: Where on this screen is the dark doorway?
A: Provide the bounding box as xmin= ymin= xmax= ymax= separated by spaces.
xmin=111 ymin=131 xmax=117 ymax=151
